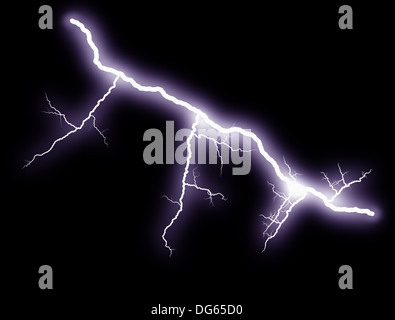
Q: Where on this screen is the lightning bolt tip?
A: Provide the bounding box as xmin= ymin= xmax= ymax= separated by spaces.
xmin=69 ymin=18 xmax=79 ymax=25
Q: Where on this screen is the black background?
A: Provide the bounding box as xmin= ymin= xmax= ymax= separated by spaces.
xmin=4 ymin=1 xmax=393 ymax=318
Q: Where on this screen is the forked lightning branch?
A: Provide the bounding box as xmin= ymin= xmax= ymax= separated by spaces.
xmin=25 ymin=18 xmax=375 ymax=256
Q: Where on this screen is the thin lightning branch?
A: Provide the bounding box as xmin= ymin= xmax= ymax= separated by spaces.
xmin=197 ymin=133 xmax=226 ymax=175
xmin=162 ymin=117 xmax=227 ymax=256
xmin=161 ymin=114 xmax=200 ymax=257
xmin=283 ymin=157 xmax=302 ymax=182
xmin=91 ymin=115 xmax=109 ymax=147
xmin=161 ymin=195 xmax=181 ymax=207
xmin=192 ymin=131 xmax=226 ymax=175
xmin=322 ymin=164 xmax=372 ymax=201
xmin=193 ymin=130 xmax=255 ymax=176
xmin=24 ymin=18 xmax=376 ymax=255
xmin=42 ymin=92 xmax=77 ymax=129
xmin=267 ymin=181 xmax=287 ymax=201
xmin=185 ymin=168 xmax=227 ymax=205
xmin=43 ymin=92 xmax=109 ymax=147
xmin=23 ymin=76 xmax=119 ymax=168
xmin=261 ymin=193 xmax=307 ymax=252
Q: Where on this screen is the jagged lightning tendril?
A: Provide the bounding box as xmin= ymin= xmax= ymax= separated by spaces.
xmin=23 ymin=76 xmax=119 ymax=168
xmin=24 ymin=18 xmax=375 ymax=256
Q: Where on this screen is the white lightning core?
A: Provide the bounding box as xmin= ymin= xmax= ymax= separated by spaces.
xmin=24 ymin=18 xmax=375 ymax=256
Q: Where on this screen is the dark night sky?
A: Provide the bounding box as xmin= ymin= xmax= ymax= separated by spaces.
xmin=3 ymin=1 xmax=393 ymax=318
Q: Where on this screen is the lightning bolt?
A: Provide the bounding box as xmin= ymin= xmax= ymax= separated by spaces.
xmin=24 ymin=18 xmax=375 ymax=256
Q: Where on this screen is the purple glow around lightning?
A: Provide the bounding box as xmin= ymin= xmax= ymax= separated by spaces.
xmin=24 ymin=18 xmax=376 ymax=256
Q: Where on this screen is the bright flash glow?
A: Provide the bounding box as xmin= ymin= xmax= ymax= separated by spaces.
xmin=24 ymin=18 xmax=375 ymax=256
xmin=288 ymin=181 xmax=306 ymax=198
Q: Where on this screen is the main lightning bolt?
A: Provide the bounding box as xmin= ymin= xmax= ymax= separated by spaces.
xmin=24 ymin=18 xmax=375 ymax=256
